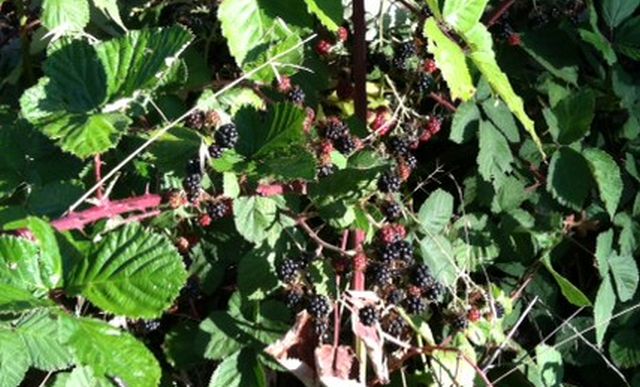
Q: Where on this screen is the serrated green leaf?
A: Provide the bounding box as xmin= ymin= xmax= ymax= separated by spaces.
xmin=308 ymin=259 xmax=336 ymax=298
xmin=442 ymin=0 xmax=489 ymax=34
xmin=595 ymin=230 xmax=614 ymax=278
xmin=200 ymin=312 xmax=246 ymax=360
xmin=615 ymin=17 xmax=640 ymax=60
xmin=542 ymin=255 xmax=592 ymax=307
xmin=419 ymin=235 xmax=457 ymax=286
xmin=463 ymin=23 xmax=544 ymax=156
xmin=42 ymin=0 xmax=90 ymax=34
xmin=418 ymin=189 xmax=453 ymax=235
xmin=432 ymin=335 xmax=476 ymax=387
xmin=0 ymin=284 xmax=53 ymax=314
xmin=163 ymin=322 xmax=208 ymax=369
xmin=233 ymin=196 xmax=279 ymax=244
xmin=52 ymin=365 xmax=111 ymax=387
xmin=67 ymin=224 xmax=187 ymax=318
xmin=150 ymin=126 xmax=202 ymax=175
xmin=579 ymin=3 xmax=617 ymax=65
xmin=481 ymin=98 xmax=520 ymax=143
xmin=0 ymin=330 xmax=30 ymax=387
xmin=545 ymin=90 xmax=595 ymax=145
xmin=258 ymin=146 xmax=317 ymax=181
xmin=602 ymin=0 xmax=640 ymax=28
xmin=424 ymin=18 xmax=475 ymax=101
xmin=237 ymin=249 xmax=278 ymax=300
xmin=594 ymin=275 xmax=615 ymax=348
xmin=449 ymin=101 xmax=480 ymax=143
xmin=609 ymin=330 xmax=640 ymax=369
xmin=477 ymin=120 xmax=514 ymax=182
xmin=208 ymin=349 xmax=266 ymax=387
xmin=609 ymin=253 xmax=639 ymax=302
xmin=0 ymin=236 xmax=49 ymax=296
xmin=63 ymin=317 xmax=161 ymax=386
xmin=92 ymin=0 xmax=128 ymax=33
xmin=21 ymin=218 xmax=63 ymax=288
xmin=547 ymin=147 xmax=593 ymax=211
xmin=303 ymin=0 xmax=343 ymax=31
xmin=535 ymin=344 xmax=564 ymax=387
xmin=583 ymin=148 xmax=623 ymax=218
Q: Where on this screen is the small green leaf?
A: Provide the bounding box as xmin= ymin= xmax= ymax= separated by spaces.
xmin=542 ymin=255 xmax=592 ymax=307
xmin=481 ymin=98 xmax=520 ymax=143
xmin=547 ymin=147 xmax=593 ymax=211
xmin=67 ymin=224 xmax=187 ymax=318
xmin=595 ymin=230 xmax=614 ymax=278
xmin=431 ymin=335 xmax=476 ymax=387
xmin=303 ymin=0 xmax=343 ymax=31
xmin=92 ymin=0 xmax=128 ymax=32
xmin=0 ymin=236 xmax=49 ymax=296
xmin=583 ymin=148 xmax=623 ymax=218
xmin=200 ymin=312 xmax=246 ymax=360
xmin=477 ymin=120 xmax=514 ymax=182
xmin=237 ymin=249 xmax=278 ymax=300
xmin=208 ymin=349 xmax=266 ymax=387
xmin=615 ymin=17 xmax=640 ymax=61
xmin=545 ymin=90 xmax=595 ymax=145
xmin=442 ymin=0 xmax=489 ymax=34
xmin=609 ymin=253 xmax=639 ymax=302
xmin=424 ymin=18 xmax=475 ymax=101
xmin=417 ymin=189 xmax=454 ymax=235
xmin=308 ymin=260 xmax=336 ymax=298
xmin=601 ymin=0 xmax=640 ymax=28
xmin=594 ymin=275 xmax=615 ymax=348
xmin=233 ymin=197 xmax=279 ymax=244
xmin=42 ymin=0 xmax=90 ymax=34
xmin=22 ymin=218 xmax=63 ymax=289
xmin=419 ymin=235 xmax=457 ymax=286
xmin=449 ymin=101 xmax=480 ymax=144
xmin=579 ymin=3 xmax=617 ymax=64
xmin=0 ymin=284 xmax=52 ymax=314
xmin=609 ymin=330 xmax=640 ymax=368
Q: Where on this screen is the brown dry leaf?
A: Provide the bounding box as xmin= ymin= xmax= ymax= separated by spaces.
xmin=315 ymin=344 xmax=361 ymax=386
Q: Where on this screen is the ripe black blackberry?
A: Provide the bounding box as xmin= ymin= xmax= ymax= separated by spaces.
xmin=404 ymin=153 xmax=418 ymax=170
xmin=451 ymin=314 xmax=468 ymax=331
xmin=276 ymin=258 xmax=298 ymax=284
xmin=141 ymin=320 xmax=161 ymax=333
xmin=411 ymin=264 xmax=434 ymax=289
xmin=186 ymin=110 xmax=205 ymax=130
xmin=388 ymin=136 xmax=410 ymax=157
xmin=185 ymin=158 xmax=202 ymax=176
xmin=284 ymin=290 xmax=304 ymax=310
xmin=395 ymin=41 xmax=416 ymax=59
xmin=494 ymin=302 xmax=505 ymax=319
xmin=288 ymin=86 xmax=305 ymax=105
xmin=424 ymin=282 xmax=444 ymax=302
xmin=183 ymin=174 xmax=202 ymax=204
xmin=307 ymin=295 xmax=331 ymax=319
xmin=416 ymin=73 xmax=434 ymax=93
xmin=371 ymin=265 xmax=392 ymax=285
xmin=379 ymin=243 xmax=400 ymax=262
xmin=385 ymin=316 xmax=407 ymax=337
xmin=317 ymin=164 xmax=335 ymax=178
xmin=313 ymin=319 xmax=328 ymax=336
xmin=382 ymin=200 xmax=402 ymax=221
xmin=403 ymin=295 xmax=426 ymax=314
xmin=208 ymin=144 xmax=223 ymax=159
xmin=359 ymin=305 xmax=379 ymax=326
xmin=207 ymin=200 xmax=229 ymax=220
xmin=377 ymin=171 xmax=401 ymax=193
xmin=386 ymin=289 xmax=406 ymax=305
xmin=395 ymin=240 xmax=414 ymax=262
xmin=334 ymin=134 xmax=356 ymax=155
xmin=214 ymin=123 xmax=239 ymax=149
xmin=324 ymin=119 xmax=349 ymax=140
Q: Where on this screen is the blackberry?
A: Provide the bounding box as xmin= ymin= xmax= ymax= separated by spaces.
xmin=186 ymin=110 xmax=205 ymax=130
xmin=207 ymin=200 xmax=229 ymax=220
xmin=494 ymin=302 xmax=505 ymax=319
xmin=317 ymin=164 xmax=335 ymax=178
xmin=334 ymin=134 xmax=357 ymax=155
xmin=404 ymin=153 xmax=418 ymax=170
xmin=396 ymin=41 xmax=416 ymax=59
xmin=371 ymin=265 xmax=392 ymax=285
xmin=288 ymin=86 xmax=305 ymax=105
xmin=416 ymin=72 xmax=434 ymax=93
xmin=276 ymin=259 xmax=298 ymax=284
xmin=395 ymin=240 xmax=414 ymax=262
xmin=382 ymin=200 xmax=402 ymax=221
xmin=285 ymin=290 xmax=304 ymax=310
xmin=424 ymin=282 xmax=444 ymax=302
xmin=359 ymin=306 xmax=379 ymax=326
xmin=386 ymin=316 xmax=407 ymax=337
xmin=392 ymin=56 xmax=408 ymax=71
xmin=324 ymin=119 xmax=349 ymax=140
xmin=379 ymin=243 xmax=400 ymax=262
xmin=388 ymin=136 xmax=410 ymax=157
xmin=377 ymin=171 xmax=401 ymax=193
xmin=183 ymin=174 xmax=202 ymax=204
xmin=307 ymin=295 xmax=331 ymax=319
xmin=185 ymin=158 xmax=202 ymax=176
xmin=411 ymin=264 xmax=434 ymax=289
xmin=208 ymin=144 xmax=224 ymax=159
xmin=451 ymin=314 xmax=468 ymax=331
xmin=403 ymin=295 xmax=426 ymax=314
xmin=141 ymin=320 xmax=161 ymax=333
xmin=313 ymin=319 xmax=328 ymax=336
xmin=386 ymin=289 xmax=406 ymax=305
xmin=214 ymin=123 xmax=239 ymax=149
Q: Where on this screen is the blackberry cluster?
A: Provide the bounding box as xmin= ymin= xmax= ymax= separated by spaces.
xmin=284 ymin=290 xmax=304 ymax=310
xmin=380 ymin=240 xmax=413 ymax=263
xmin=378 ymin=171 xmax=402 ymax=193
xmin=207 ymin=200 xmax=229 ymax=220
xmin=371 ymin=265 xmax=392 ymax=285
xmin=323 ymin=118 xmax=349 ymax=141
xmin=388 ymin=136 xmax=410 ymax=157
xmin=382 ymin=200 xmax=402 ymax=221
xmin=451 ymin=314 xmax=468 ymax=331
xmin=307 ymin=295 xmax=331 ymax=319
xmin=186 ymin=110 xmax=205 ymax=130
xmin=423 ymin=282 xmax=444 ymax=302
xmin=359 ymin=306 xmax=379 ymax=326
xmin=183 ymin=174 xmax=202 ymax=204
xmin=403 ymin=295 xmax=426 ymax=314
xmin=276 ymin=259 xmax=298 ymax=284
xmin=404 ymin=153 xmax=418 ymax=170
xmin=385 ymin=315 xmax=407 ymax=337
xmin=288 ymin=86 xmax=305 ymax=105
xmin=386 ymin=289 xmax=406 ymax=305
xmin=214 ymin=123 xmax=239 ymax=149
xmin=334 ymin=135 xmax=356 ymax=155
xmin=411 ymin=264 xmax=434 ymax=289
xmin=393 ymin=41 xmax=416 ymax=70
xmin=416 ymin=72 xmax=434 ymax=93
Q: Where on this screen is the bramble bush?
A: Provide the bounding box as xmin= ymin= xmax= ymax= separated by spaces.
xmin=1 ymin=0 xmax=640 ymax=386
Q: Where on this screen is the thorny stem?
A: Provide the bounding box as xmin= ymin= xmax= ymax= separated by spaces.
xmin=428 ymin=92 xmax=457 ymax=112
xmin=486 ymin=0 xmax=516 ymax=27
xmin=332 ymin=230 xmax=350 ymax=371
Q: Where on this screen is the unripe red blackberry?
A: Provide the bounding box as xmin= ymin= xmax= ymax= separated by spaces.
xmin=423 ymin=59 xmax=437 ymax=74
xmin=507 ymin=33 xmax=521 ymax=46
xmin=315 ymin=39 xmax=332 ymax=56
xmin=359 ymin=305 xmax=379 ymax=326
xmin=378 ymin=224 xmax=406 ymax=245
xmin=468 ymin=309 xmax=481 ymax=322
xmin=337 ymin=26 xmax=348 ymax=42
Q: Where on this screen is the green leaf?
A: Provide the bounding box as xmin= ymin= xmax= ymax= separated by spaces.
xmin=583 ymin=148 xmax=623 ymax=218
xmin=258 ymin=146 xmax=317 ymax=181
xmin=542 ymin=255 xmax=592 ymax=307
xmin=21 ymin=218 xmax=63 ymax=288
xmin=481 ymin=98 xmax=520 ymax=143
xmin=308 ymin=260 xmax=337 ymax=298
xmin=442 ymin=0 xmax=489 ymax=34
xmin=303 ymin=0 xmax=343 ymax=31
xmin=0 ymin=284 xmax=53 ymax=314
xmin=67 ymin=224 xmax=187 ymax=318
xmin=419 ymin=235 xmax=457 ymax=286
xmin=477 ymin=120 xmax=514 ymax=182
xmin=208 ymin=349 xmax=266 ymax=387
xmin=424 ymin=18 xmax=475 ymax=101
xmin=521 ymin=29 xmax=580 ymax=85
xmin=609 ymin=253 xmax=639 ymax=302
xmin=201 ymin=312 xmax=246 ymax=360
xmin=150 ymin=126 xmax=202 ymax=175
xmin=449 ymin=101 xmax=480 ymax=143
xmin=52 ymin=366 xmax=111 ymax=387
xmin=601 ymin=0 xmax=640 ymax=28
xmin=547 ymin=147 xmax=593 ymax=211
xmin=233 ymin=196 xmax=279 ymax=244
xmin=595 ymin=230 xmax=614 ymax=278
xmin=545 ymin=90 xmax=595 ymax=145
xmin=163 ymin=322 xmax=209 ymax=369
xmin=417 ymin=189 xmax=454 ymax=235
xmin=0 ymin=236 xmax=49 ymax=296
xmin=0 ymin=330 xmax=30 ymax=387
xmin=609 ymin=330 xmax=640 ymax=368
xmin=237 ymin=249 xmax=278 ymax=300
xmin=92 ymin=0 xmax=127 ymax=33
xmin=431 ymin=335 xmax=476 ymax=387
xmin=42 ymin=0 xmax=90 ymax=34
xmin=579 ymin=3 xmax=617 ymax=65
xmin=594 ymin=275 xmax=615 ymax=348
xmin=535 ymin=344 xmax=564 ymax=387
xmin=64 ymin=317 xmax=161 ymax=386
xmin=464 ymin=24 xmax=544 ymax=155
xmin=615 ymin=17 xmax=640 ymax=60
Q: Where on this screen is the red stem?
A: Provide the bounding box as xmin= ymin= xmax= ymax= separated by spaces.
xmin=94 ymin=154 xmax=104 ymax=201
xmin=51 ymin=194 xmax=162 ymax=232
xmin=485 ymin=0 xmax=516 ymax=27
xmin=255 ymin=181 xmax=307 ymax=197
xmin=350 ymin=230 xmax=366 ymax=291
xmin=352 ymin=0 xmax=367 ymax=122
xmin=428 ymin=92 xmax=457 ymax=112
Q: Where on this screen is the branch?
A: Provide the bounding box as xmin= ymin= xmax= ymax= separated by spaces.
xmin=255 ymin=181 xmax=307 ymax=197
xmin=297 ymin=218 xmax=354 ymax=256
xmin=485 ymin=0 xmax=516 ymax=27
xmin=352 ymin=0 xmax=367 ymax=121
xmin=428 ymin=92 xmax=457 ymax=112
xmin=51 ymin=194 xmax=162 ymax=232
